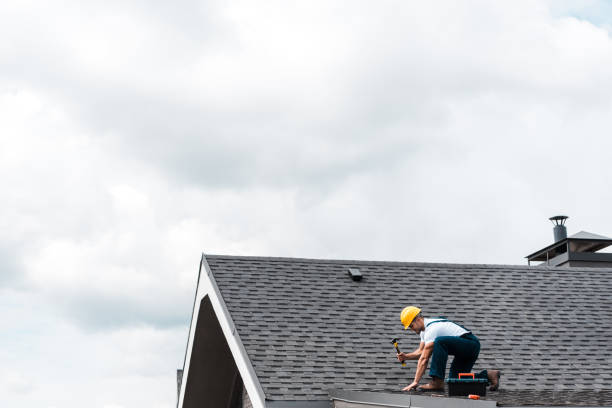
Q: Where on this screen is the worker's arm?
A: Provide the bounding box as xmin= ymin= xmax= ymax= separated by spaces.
xmin=402 ymin=342 xmax=434 ymax=391
xmin=397 ymin=341 xmax=424 ymax=362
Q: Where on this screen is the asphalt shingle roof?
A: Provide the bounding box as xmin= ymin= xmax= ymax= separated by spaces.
xmin=205 ymin=255 xmax=612 ymax=406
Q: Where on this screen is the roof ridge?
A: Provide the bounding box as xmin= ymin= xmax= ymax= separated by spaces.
xmin=202 ymin=253 xmax=612 ymax=271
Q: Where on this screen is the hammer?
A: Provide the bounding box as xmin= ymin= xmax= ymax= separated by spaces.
xmin=391 ymin=338 xmax=406 ymax=367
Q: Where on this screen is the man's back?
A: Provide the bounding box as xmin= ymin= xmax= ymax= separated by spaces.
xmin=420 ymin=318 xmax=469 ymax=344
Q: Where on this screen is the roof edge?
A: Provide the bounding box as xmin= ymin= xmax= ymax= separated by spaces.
xmin=177 ymin=255 xmax=204 ymax=408
xmin=526 ymin=234 xmax=612 ymax=260
xmin=201 ymin=253 xmax=268 ymax=407
xmin=177 ymin=254 xmax=267 ymax=408
xmin=329 ymin=389 xmax=496 ymax=408
xmin=203 ymin=253 xmax=612 ymax=272
xmin=266 ymin=400 xmax=331 ymax=408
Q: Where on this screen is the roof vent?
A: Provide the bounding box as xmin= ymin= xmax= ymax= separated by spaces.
xmin=348 ymin=268 xmax=362 ymax=281
xmin=550 ymin=215 xmax=568 ymax=242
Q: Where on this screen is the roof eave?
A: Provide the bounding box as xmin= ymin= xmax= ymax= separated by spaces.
xmin=328 ymin=389 xmax=496 ymax=408
xmin=266 ymin=400 xmax=331 ymax=408
xmin=525 ymin=239 xmax=569 ymax=261
xmin=526 ymin=237 xmax=612 ymax=261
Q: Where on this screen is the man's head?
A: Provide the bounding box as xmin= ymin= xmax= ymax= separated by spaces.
xmin=400 ymin=306 xmax=425 ymax=334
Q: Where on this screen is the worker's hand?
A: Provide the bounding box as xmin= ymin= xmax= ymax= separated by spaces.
xmin=402 ymin=381 xmax=419 ymax=392
xmin=396 ymin=352 xmax=408 ymax=362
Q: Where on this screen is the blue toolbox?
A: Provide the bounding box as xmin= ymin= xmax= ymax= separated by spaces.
xmin=446 ymin=373 xmax=487 ymax=396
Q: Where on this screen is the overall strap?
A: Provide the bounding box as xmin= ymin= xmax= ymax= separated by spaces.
xmin=426 ymin=318 xmax=449 ymax=328
xmin=426 ymin=317 xmax=471 ymax=332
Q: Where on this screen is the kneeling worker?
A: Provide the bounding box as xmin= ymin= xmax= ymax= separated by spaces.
xmin=397 ymin=306 xmax=500 ymax=392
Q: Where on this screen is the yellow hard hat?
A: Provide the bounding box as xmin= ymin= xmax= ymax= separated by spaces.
xmin=400 ymin=306 xmax=421 ymax=330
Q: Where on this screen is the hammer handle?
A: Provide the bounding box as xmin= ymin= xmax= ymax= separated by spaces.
xmin=393 ymin=342 xmax=406 ymax=367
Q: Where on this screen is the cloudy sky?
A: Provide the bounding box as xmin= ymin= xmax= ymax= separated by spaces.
xmin=2 ymin=1 xmax=612 ymax=407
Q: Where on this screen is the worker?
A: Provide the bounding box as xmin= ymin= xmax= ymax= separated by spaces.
xmin=396 ymin=306 xmax=500 ymax=392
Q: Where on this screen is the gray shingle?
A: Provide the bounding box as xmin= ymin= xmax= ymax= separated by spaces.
xmin=204 ymin=255 xmax=612 ymax=406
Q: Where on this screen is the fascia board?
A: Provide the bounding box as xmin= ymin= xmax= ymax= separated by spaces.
xmin=329 ymin=390 xmax=496 ymax=408
xmin=266 ymin=400 xmax=331 ymax=408
xmin=177 ymin=254 xmax=267 ymax=408
xmin=201 ymin=254 xmax=267 ymax=407
xmin=177 ymin=255 xmax=204 ymax=408
xmin=410 ymin=394 xmax=496 ymax=408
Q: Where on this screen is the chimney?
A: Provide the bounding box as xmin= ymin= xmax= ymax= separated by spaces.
xmin=526 ymin=215 xmax=612 ymax=267
xmin=550 ymin=215 xmax=568 ymax=242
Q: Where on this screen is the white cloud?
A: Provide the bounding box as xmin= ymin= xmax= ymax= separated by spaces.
xmin=0 ymin=370 xmax=34 ymax=394
xmin=0 ymin=289 xmax=184 ymax=407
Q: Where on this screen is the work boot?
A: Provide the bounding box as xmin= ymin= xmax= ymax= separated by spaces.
xmin=418 ymin=377 xmax=444 ymax=391
xmin=488 ymin=370 xmax=501 ymax=391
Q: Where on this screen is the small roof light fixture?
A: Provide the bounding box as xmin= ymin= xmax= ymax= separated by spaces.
xmin=348 ymin=268 xmax=362 ymax=281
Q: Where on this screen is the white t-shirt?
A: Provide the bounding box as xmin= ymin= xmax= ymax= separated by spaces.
xmin=420 ymin=318 xmax=469 ymax=344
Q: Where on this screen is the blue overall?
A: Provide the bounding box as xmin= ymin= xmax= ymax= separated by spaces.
xmin=426 ymin=319 xmax=488 ymax=381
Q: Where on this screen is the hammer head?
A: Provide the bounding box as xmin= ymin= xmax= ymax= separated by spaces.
xmin=391 ymin=338 xmax=400 ymax=345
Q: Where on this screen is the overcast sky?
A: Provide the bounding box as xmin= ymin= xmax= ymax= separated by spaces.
xmin=2 ymin=1 xmax=612 ymax=407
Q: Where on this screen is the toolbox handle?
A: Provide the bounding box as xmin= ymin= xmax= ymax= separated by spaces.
xmin=458 ymin=373 xmax=475 ymax=379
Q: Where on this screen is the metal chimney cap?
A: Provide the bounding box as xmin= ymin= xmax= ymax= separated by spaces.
xmin=549 ymin=215 xmax=568 ymax=226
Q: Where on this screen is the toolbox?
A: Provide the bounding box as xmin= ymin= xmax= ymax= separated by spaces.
xmin=446 ymin=373 xmax=487 ymax=396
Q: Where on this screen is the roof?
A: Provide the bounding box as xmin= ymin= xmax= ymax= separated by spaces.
xmin=526 ymin=231 xmax=612 ymax=261
xmin=203 ymin=254 xmax=612 ymax=407
xmin=569 ymin=231 xmax=612 ymax=240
